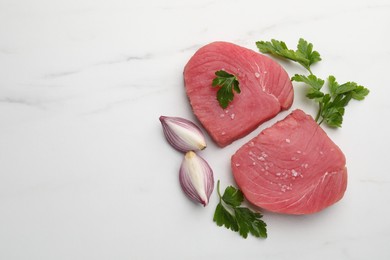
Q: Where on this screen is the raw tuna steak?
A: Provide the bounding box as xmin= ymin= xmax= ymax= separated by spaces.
xmin=184 ymin=41 xmax=293 ymax=147
xmin=231 ymin=109 xmax=347 ymax=215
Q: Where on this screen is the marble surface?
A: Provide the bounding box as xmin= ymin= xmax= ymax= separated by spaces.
xmin=1 ymin=0 xmax=390 ymax=259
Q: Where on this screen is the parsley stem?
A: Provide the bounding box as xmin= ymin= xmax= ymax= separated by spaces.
xmin=216 ymin=180 xmax=222 ymax=202
xmin=315 ymin=103 xmax=322 ymax=122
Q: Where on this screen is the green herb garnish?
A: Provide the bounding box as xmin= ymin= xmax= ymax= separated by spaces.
xmin=213 ymin=180 xmax=267 ymax=239
xmin=256 ymin=38 xmax=321 ymax=74
xmin=212 ymin=70 xmax=241 ymax=109
xmin=291 ymin=74 xmax=369 ymax=127
xmin=257 ymin=38 xmax=369 ymax=127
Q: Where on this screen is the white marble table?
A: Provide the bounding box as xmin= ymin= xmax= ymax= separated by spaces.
xmin=1 ymin=0 xmax=389 ymax=259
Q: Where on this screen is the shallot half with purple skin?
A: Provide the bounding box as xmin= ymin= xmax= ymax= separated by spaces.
xmin=159 ymin=115 xmax=214 ymax=206
xmin=159 ymin=116 xmax=207 ymax=153
xmin=179 ymin=151 xmax=214 ymax=206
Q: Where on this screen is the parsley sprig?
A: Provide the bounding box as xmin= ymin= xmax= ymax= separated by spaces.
xmin=256 ymin=38 xmax=321 ymax=74
xmin=212 ymin=70 xmax=241 ymax=109
xmin=256 ymin=38 xmax=369 ymax=127
xmin=213 ymin=180 xmax=267 ymax=239
xmin=291 ymin=74 xmax=369 ymax=127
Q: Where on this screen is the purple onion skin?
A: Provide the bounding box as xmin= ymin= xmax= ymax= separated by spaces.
xmin=159 ymin=116 xmax=207 ymax=153
xmin=179 ymin=151 xmax=214 ymax=206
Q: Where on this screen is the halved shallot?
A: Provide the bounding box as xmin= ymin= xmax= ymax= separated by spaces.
xmin=159 ymin=116 xmax=206 ymax=153
xmin=179 ymin=151 xmax=214 ymax=206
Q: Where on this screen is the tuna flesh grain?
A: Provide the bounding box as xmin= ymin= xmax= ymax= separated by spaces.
xmin=231 ymin=109 xmax=347 ymax=215
xmin=184 ymin=41 xmax=293 ymax=147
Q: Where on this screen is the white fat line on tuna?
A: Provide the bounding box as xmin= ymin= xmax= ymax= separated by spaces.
xmin=254 ymin=62 xmax=261 ymax=75
xmin=244 ymin=176 xmax=276 ymax=195
xmin=320 ymin=171 xmax=337 ymax=184
xmin=276 ymin=192 xmax=309 ymax=208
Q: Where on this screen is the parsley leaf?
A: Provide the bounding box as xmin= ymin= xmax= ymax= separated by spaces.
xmin=256 ymin=38 xmax=321 ymax=74
xmin=212 ymin=70 xmax=241 ymax=109
xmin=296 ymin=38 xmax=322 ymax=71
xmin=222 ymin=185 xmax=244 ymax=207
xmin=214 ymin=203 xmax=239 ymax=232
xmin=213 ymin=180 xmax=267 ymax=239
xmin=235 ymin=207 xmax=267 ymax=239
xmin=256 ymin=39 xmax=307 ymax=64
xmin=291 ymin=74 xmax=324 ymax=90
xmin=258 ymin=37 xmax=370 ymax=128
xmin=292 ymin=74 xmax=369 ymax=127
xmin=352 ymin=86 xmax=370 ymax=100
xmin=328 ymin=75 xmax=338 ymax=96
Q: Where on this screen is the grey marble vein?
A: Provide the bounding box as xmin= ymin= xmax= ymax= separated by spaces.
xmin=44 ymin=69 xmax=82 ymax=79
xmin=93 ymin=54 xmax=152 ymax=66
xmin=0 ymin=97 xmax=44 ymax=109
